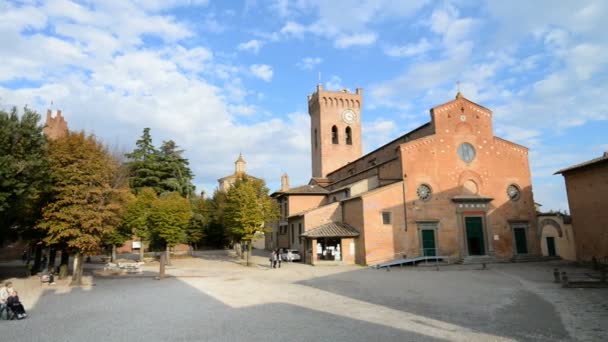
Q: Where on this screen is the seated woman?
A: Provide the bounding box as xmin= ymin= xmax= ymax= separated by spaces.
xmin=7 ymin=291 xmax=27 ymax=319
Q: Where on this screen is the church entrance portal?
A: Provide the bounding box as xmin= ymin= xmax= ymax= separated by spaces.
xmin=465 ymin=217 xmax=485 ymax=255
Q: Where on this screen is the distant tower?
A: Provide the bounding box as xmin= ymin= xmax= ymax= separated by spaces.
xmin=281 ymin=173 xmax=290 ymax=191
xmin=235 ymin=153 xmax=246 ymax=174
xmin=308 ymin=84 xmax=363 ymax=178
xmin=44 ymin=109 xmax=68 ymax=140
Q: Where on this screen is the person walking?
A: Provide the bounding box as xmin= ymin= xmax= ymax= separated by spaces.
xmin=275 ymin=249 xmax=282 ymax=268
xmin=269 ymin=251 xmax=275 ymax=268
xmin=287 ymin=250 xmax=293 ymax=263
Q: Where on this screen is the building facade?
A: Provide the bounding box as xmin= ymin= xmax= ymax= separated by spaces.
xmin=269 ymin=85 xmax=540 ymax=265
xmin=556 ymin=152 xmax=608 ymax=262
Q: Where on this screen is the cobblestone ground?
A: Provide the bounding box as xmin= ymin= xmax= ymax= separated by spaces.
xmin=0 ymin=251 xmax=606 ymax=342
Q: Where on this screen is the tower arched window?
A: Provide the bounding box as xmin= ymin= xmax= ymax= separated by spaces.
xmin=346 ymin=126 xmax=352 ymax=145
xmin=331 ymin=126 xmax=338 ymax=144
xmin=314 ymin=129 xmax=318 ymax=149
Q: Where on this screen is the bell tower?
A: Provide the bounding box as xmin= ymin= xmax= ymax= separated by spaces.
xmin=308 ymin=84 xmax=363 ymax=178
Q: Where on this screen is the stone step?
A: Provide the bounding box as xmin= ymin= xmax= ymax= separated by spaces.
xmin=460 ymin=256 xmax=510 ymax=264
xmin=511 ymin=255 xmax=561 ymax=262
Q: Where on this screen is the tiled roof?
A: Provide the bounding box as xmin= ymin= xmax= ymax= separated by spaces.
xmin=555 ymin=152 xmax=608 ymax=174
xmin=275 ymin=184 xmax=329 ymax=195
xmin=300 ymin=222 xmax=360 ymax=238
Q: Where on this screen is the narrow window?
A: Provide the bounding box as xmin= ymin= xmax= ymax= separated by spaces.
xmin=291 ymin=224 xmax=295 ymax=244
xmin=346 ymin=126 xmax=352 ymax=145
xmin=298 ymin=223 xmax=302 ymax=237
xmin=314 ymin=129 xmax=318 ymax=149
xmin=332 ymin=125 xmax=338 ymax=144
xmin=382 ymin=212 xmax=392 ymax=224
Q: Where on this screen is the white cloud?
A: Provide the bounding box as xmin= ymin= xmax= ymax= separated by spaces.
xmin=237 ymin=39 xmax=264 ymax=53
xmin=363 ymin=119 xmax=398 ymax=151
xmin=250 ymin=64 xmax=274 ymax=81
xmin=385 ymin=38 xmax=432 ymax=57
xmin=334 ymin=32 xmax=377 ymax=48
xmin=296 ymin=57 xmax=323 ymax=70
xmin=325 ymin=76 xmax=344 ymax=91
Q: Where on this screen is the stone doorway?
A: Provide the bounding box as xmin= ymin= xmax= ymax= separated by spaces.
xmin=465 ymin=217 xmax=485 ymax=255
xmin=513 ymin=227 xmax=528 ymax=254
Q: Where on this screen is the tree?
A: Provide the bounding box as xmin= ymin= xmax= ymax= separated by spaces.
xmin=185 ymin=196 xmax=206 ymax=250
xmin=122 ymin=188 xmax=157 ymax=262
xmin=148 ymin=192 xmax=192 ymax=266
xmin=223 ymin=178 xmax=279 ymax=266
xmin=125 ymin=128 xmax=163 ymax=194
xmin=158 ymin=140 xmax=195 ymax=198
xmin=202 ymin=190 xmax=228 ymax=248
xmin=37 ymin=131 xmax=130 ymax=285
xmin=0 ymin=107 xmax=49 ymax=247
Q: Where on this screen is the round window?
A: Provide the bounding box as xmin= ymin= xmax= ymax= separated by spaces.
xmin=457 ymin=143 xmax=476 ymax=163
xmin=507 ymin=184 xmax=521 ymax=201
xmin=417 ymin=184 xmax=432 ymax=201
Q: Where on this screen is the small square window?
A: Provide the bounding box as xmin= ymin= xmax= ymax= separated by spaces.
xmin=382 ymin=212 xmax=391 ymax=224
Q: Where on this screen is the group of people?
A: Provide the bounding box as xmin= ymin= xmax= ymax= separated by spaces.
xmin=269 ymin=249 xmax=295 ymax=268
xmin=0 ymin=282 xmax=28 ymax=320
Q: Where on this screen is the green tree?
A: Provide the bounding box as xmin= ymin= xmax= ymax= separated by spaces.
xmin=122 ymin=187 xmax=157 ymax=261
xmin=202 ymin=190 xmax=228 ymax=248
xmin=148 ymin=192 xmax=192 ymax=265
xmin=223 ymin=178 xmax=279 ymax=266
xmin=125 ymin=128 xmax=163 ymax=194
xmin=0 ymin=107 xmax=49 ymax=247
xmin=185 ymin=196 xmax=206 ymax=250
xmin=158 ymin=140 xmax=195 ymax=198
xmin=37 ymin=131 xmax=130 ymax=285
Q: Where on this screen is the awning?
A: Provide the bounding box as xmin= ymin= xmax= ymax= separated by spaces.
xmin=300 ymin=222 xmax=360 ymax=238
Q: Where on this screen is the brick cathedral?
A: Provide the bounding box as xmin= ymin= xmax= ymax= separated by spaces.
xmin=268 ymin=85 xmax=540 ymax=265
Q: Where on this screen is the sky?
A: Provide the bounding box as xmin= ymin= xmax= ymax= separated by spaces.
xmin=1 ymin=0 xmax=607 ymax=212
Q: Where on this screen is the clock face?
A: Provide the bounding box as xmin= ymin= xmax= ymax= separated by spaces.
xmin=507 ymin=184 xmax=520 ymax=201
xmin=342 ymin=109 xmax=357 ymax=124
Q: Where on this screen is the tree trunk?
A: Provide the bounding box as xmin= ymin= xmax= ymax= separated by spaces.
xmin=70 ymin=252 xmax=84 ymax=286
xmin=139 ymin=239 xmax=145 ymax=262
xmin=246 ymin=241 xmax=251 ymax=266
xmin=166 ymin=245 xmax=171 ymax=266
xmin=111 ymin=244 xmax=117 ymax=262
xmin=60 ymin=248 xmax=69 ymax=266
xmin=48 ymin=247 xmax=57 ymax=272
xmin=159 ymin=252 xmax=166 ymax=279
xmin=32 ymin=244 xmax=42 ymax=275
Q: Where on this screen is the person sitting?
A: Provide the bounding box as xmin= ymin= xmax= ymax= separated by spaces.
xmin=7 ymin=291 xmax=27 ymax=319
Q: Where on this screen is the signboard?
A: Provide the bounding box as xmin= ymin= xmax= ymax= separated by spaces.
xmin=132 ymin=241 xmax=142 ymax=249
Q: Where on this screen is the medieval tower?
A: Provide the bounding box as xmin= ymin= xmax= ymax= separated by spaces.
xmin=44 ymin=109 xmax=68 ymax=140
xmin=308 ymin=84 xmax=363 ymax=179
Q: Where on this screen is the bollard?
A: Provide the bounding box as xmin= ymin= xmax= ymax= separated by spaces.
xmin=482 ymin=262 xmax=487 ymax=270
xmin=561 ymin=271 xmax=569 ymax=288
xmin=553 ymin=268 xmax=561 ymax=283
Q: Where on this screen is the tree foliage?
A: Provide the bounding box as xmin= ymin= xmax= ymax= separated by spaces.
xmin=122 ymin=187 xmax=157 ymax=243
xmin=0 ymin=107 xmax=49 ymax=242
xmin=37 ymin=131 xmax=130 ymax=255
xmin=125 ymin=128 xmax=163 ymax=194
xmin=148 ymin=192 xmax=192 ymax=248
xmin=158 ymin=140 xmax=195 ymax=198
xmin=185 ymin=196 xmax=206 ymax=248
xmin=224 ymin=178 xmax=279 ymax=243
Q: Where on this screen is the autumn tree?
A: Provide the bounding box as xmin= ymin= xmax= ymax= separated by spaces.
xmin=37 ymin=132 xmax=130 ymax=285
xmin=148 ymin=192 xmax=192 ymax=266
xmin=185 ymin=196 xmax=206 ymax=250
xmin=0 ymin=107 xmax=49 ymax=252
xmin=202 ymin=190 xmax=228 ymax=248
xmin=223 ymin=178 xmax=279 ymax=266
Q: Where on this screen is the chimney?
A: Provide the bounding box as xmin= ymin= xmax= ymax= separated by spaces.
xmin=281 ymin=174 xmax=289 ymax=191
xmin=356 ymin=87 xmax=362 ymax=95
xmin=316 ymin=83 xmax=323 ymax=92
xmin=46 ymin=109 xmax=52 ymax=120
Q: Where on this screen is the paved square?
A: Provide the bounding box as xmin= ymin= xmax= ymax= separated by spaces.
xmin=1 ymin=251 xmax=606 ymax=341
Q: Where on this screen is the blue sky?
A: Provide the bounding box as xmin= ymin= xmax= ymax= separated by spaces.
xmin=1 ymin=0 xmax=607 ymax=211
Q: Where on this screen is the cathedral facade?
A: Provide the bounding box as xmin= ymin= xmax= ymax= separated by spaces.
xmin=268 ymin=85 xmax=539 ymax=265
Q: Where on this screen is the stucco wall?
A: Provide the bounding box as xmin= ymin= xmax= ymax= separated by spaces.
xmin=562 ymin=162 xmax=608 ymax=261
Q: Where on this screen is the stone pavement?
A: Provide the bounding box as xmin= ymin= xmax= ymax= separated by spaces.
xmin=0 ymin=251 xmax=606 ymax=341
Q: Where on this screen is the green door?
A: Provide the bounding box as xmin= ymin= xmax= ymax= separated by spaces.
xmin=465 ymin=217 xmax=485 ymax=255
xmin=514 ymin=227 xmax=528 ymax=254
xmin=422 ymin=230 xmax=436 ymax=256
xmin=546 ymin=237 xmax=556 ymax=256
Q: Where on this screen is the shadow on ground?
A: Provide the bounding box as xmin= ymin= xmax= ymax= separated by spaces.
xmin=296 ymin=264 xmax=569 ymax=342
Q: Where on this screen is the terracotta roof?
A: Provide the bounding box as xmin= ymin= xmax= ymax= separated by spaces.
xmin=555 ymin=152 xmax=608 ymax=174
xmin=273 ymin=184 xmax=329 ymax=196
xmin=300 ymin=222 xmax=360 ymax=238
